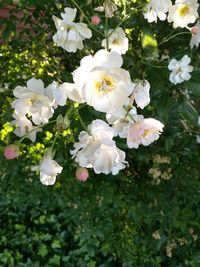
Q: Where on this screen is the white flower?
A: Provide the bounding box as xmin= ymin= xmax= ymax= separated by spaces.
xmin=127 ymin=118 xmax=164 ymax=149
xmin=130 ymin=80 xmax=151 ymax=109
xmin=73 ymin=49 xmax=134 ymax=113
xmin=143 ymin=0 xmax=172 ymax=23
xmin=190 ymin=23 xmax=200 ymax=49
xmin=46 ymin=81 xmax=84 ymax=107
xmin=39 ymin=152 xmax=63 ymax=185
xmin=168 ymin=0 xmax=199 ymax=28
xmin=71 ymin=119 xmax=127 ymax=175
xmin=168 ymin=55 xmax=193 ymax=85
xmin=52 ymin=8 xmax=92 ymax=53
xmin=11 ymin=113 xmax=41 ymax=142
xmin=12 ymin=78 xmax=54 ymax=125
xmin=106 ymin=107 xmax=138 ymax=137
xmin=101 ymin=27 xmax=129 ymax=55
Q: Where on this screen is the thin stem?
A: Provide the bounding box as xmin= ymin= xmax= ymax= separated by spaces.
xmin=51 ymin=132 xmax=60 ymax=150
xmin=158 ymin=32 xmax=190 ymax=46
xmin=76 ymin=111 xmax=89 ymax=133
xmin=70 ymin=0 xmax=104 ymax=36
xmin=122 ymin=0 xmax=126 ymax=17
xmin=105 ymin=17 xmax=109 ymax=50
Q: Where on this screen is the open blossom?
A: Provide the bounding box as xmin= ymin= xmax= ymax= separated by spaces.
xmin=101 ymin=27 xmax=129 ymax=55
xmin=45 ymin=81 xmax=84 ymax=108
xmin=143 ymin=0 xmax=172 ymax=23
xmin=73 ymin=49 xmax=134 ymax=113
xmin=168 ymin=0 xmax=199 ymax=28
xmin=190 ymin=23 xmax=200 ymax=49
xmin=168 ymin=55 xmax=193 ymax=85
xmin=52 ymin=8 xmax=92 ymax=53
xmin=12 ymin=78 xmax=54 ymax=125
xmin=39 ymin=152 xmax=63 ymax=185
xmin=106 ymin=107 xmax=138 ymax=137
xmin=11 ymin=113 xmax=41 ymax=142
xmin=127 ymin=118 xmax=164 ymax=149
xmin=130 ymin=80 xmax=150 ymax=109
xmin=71 ymin=120 xmax=127 ymax=175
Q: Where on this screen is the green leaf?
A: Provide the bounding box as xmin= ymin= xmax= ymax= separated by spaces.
xmin=187 ymin=82 xmax=200 ymax=96
xmin=180 ymin=101 xmax=199 ymax=125
xmin=38 ymin=244 xmax=48 ymax=257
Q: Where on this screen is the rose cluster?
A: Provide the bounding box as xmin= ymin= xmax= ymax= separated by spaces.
xmin=4 ymin=1 xmax=199 ymax=185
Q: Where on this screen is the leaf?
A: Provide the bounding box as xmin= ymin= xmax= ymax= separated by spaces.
xmin=38 ymin=244 xmax=48 ymax=257
xmin=51 ymin=240 xmax=61 ymax=249
xmin=187 ymin=82 xmax=200 ymax=96
xmin=179 ymin=101 xmax=199 ymax=125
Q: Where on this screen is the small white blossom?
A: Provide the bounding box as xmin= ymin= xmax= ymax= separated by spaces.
xmin=52 ymin=8 xmax=92 ymax=53
xmin=106 ymin=107 xmax=138 ymax=137
xmin=39 ymin=152 xmax=63 ymax=185
xmin=101 ymin=27 xmax=129 ymax=55
xmin=130 ymin=80 xmax=151 ymax=109
xmin=71 ymin=120 xmax=127 ymax=175
xmin=168 ymin=0 xmax=199 ymax=28
xmin=168 ymin=55 xmax=193 ymax=85
xmin=127 ymin=118 xmax=164 ymax=149
xmin=190 ymin=23 xmax=200 ymax=49
xmin=12 ymin=78 xmax=54 ymax=125
xmin=143 ymin=0 xmax=172 ymax=23
xmin=73 ymin=49 xmax=134 ymax=113
xmin=11 ymin=113 xmax=41 ymax=142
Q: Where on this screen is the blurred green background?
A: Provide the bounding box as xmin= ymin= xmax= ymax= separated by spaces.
xmin=0 ymin=0 xmax=200 ymax=266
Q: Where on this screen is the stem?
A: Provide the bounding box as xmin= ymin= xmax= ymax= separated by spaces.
xmin=51 ymin=132 xmax=60 ymax=150
xmin=122 ymin=0 xmax=126 ymax=17
xmin=105 ymin=17 xmax=109 ymax=50
xmin=70 ymin=0 xmax=104 ymax=36
xmin=76 ymin=111 xmax=89 ymax=133
xmin=158 ymin=32 xmax=190 ymax=46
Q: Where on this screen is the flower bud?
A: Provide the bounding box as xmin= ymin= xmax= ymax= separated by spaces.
xmin=4 ymin=144 xmax=20 ymax=160
xmin=75 ymin=167 xmax=89 ymax=182
xmin=191 ymin=26 xmax=199 ymax=35
xmin=91 ymin=15 xmax=101 ymax=25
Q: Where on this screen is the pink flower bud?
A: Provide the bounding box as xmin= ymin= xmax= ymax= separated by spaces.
xmin=75 ymin=167 xmax=89 ymax=182
xmin=4 ymin=144 xmax=20 ymax=160
xmin=191 ymin=27 xmax=199 ymax=35
xmin=91 ymin=15 xmax=101 ymax=26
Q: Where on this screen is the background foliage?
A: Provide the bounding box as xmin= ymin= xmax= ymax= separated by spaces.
xmin=0 ymin=0 xmax=200 ymax=266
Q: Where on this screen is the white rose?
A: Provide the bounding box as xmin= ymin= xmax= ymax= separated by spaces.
xmin=12 ymin=78 xmax=54 ymax=125
xmin=143 ymin=0 xmax=172 ymax=23
xmin=168 ymin=55 xmax=193 ymax=85
xmin=39 ymin=153 xmax=63 ymax=185
xmin=101 ymin=27 xmax=129 ymax=55
xmin=52 ymin=8 xmax=92 ymax=53
xmin=71 ymin=119 xmax=127 ymax=175
xmin=168 ymin=0 xmax=199 ymax=28
xmin=73 ymin=50 xmax=134 ymax=113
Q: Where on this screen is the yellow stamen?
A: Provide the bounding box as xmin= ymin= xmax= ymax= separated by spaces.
xmin=178 ymin=5 xmax=189 ymax=17
xmin=95 ymin=75 xmax=115 ymax=95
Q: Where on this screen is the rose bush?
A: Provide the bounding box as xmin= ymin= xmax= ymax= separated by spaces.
xmin=0 ymin=0 xmax=200 ymax=265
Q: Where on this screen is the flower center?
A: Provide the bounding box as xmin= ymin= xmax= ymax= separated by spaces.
xmin=143 ymin=129 xmax=151 ymax=138
xmin=178 ymin=5 xmax=189 ymax=17
xmin=95 ymin=75 xmax=115 ymax=95
xmin=175 ymin=66 xmax=182 ymax=74
xmin=112 ymin=38 xmax=120 ymax=45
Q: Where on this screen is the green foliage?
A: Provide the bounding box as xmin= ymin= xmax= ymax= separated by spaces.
xmin=0 ymin=0 xmax=200 ymax=266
